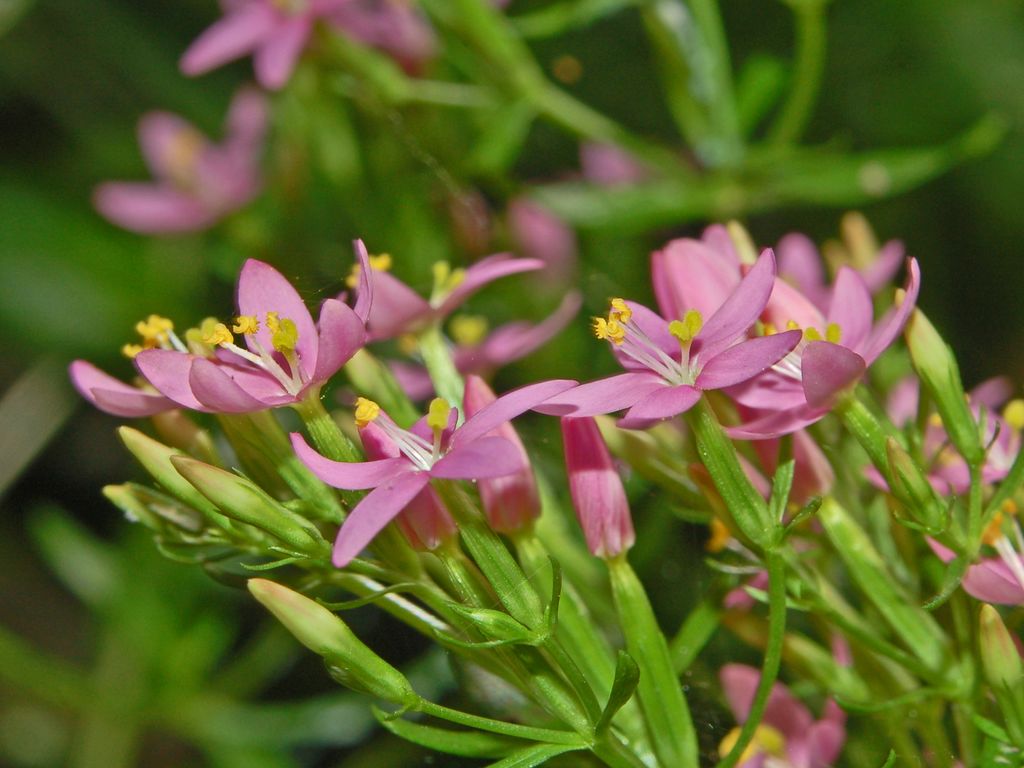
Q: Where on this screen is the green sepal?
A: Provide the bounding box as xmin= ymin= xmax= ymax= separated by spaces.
xmin=595 ymin=652 xmax=640 ymax=736
xmin=922 ymin=554 xmax=968 ymax=611
xmin=372 ymin=706 xmax=524 ymax=758
xmin=315 ymin=584 xmax=420 ymax=611
xmin=485 ymin=743 xmax=584 ymax=767
xmin=240 ymin=556 xmax=304 ymax=572
xmin=818 ymin=497 xmax=949 ymax=673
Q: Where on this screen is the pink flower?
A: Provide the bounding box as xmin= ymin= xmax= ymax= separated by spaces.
xmin=292 ymin=379 xmax=575 ymax=566
xmin=539 ymin=249 xmax=800 ymax=429
xmin=561 ymin=417 xmax=635 ymax=558
xmin=728 ymin=258 xmax=921 ymax=439
xmin=94 ymin=88 xmax=265 ymax=234
xmin=134 ymin=243 xmax=372 ymax=413
xmin=69 ymin=360 xmax=176 ymax=418
xmin=507 ymin=198 xmax=578 ymax=283
xmin=579 ymin=142 xmax=649 ymax=186
xmin=719 ymin=664 xmax=846 ymax=768
xmin=180 ymin=0 xmax=435 ymax=90
xmin=930 ymin=534 xmax=1024 ymax=606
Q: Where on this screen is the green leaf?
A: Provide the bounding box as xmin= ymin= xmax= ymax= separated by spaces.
xmin=879 ymin=750 xmax=897 ymax=768
xmin=512 ymin=0 xmax=637 ymax=39
xmin=669 ymin=598 xmax=721 ymax=674
xmin=972 ymin=713 xmax=1012 ymax=744
xmin=373 ymin=707 xmax=524 ymax=758
xmin=468 ymin=100 xmax=536 ymax=176
xmin=596 ymin=652 xmax=640 ymax=735
xmin=28 ymin=505 xmax=119 ymax=608
xmin=486 ymin=742 xmax=584 ymax=768
xmin=735 ymin=55 xmax=788 ymax=136
xmin=922 ymin=554 xmax=968 ymax=611
xmin=767 ymin=459 xmax=795 ymax=531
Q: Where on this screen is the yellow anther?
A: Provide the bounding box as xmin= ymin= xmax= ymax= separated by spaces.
xmin=427 ymin=398 xmax=451 ymax=432
xmin=705 ymin=518 xmax=731 ymax=553
xmin=668 ymin=309 xmax=703 ymax=345
xmin=431 ymin=261 xmax=465 ymax=297
xmin=164 ymin=129 xmax=204 ymax=187
xmin=982 ymin=511 xmax=1006 ymax=547
xmin=762 ymin=322 xmax=778 ymax=336
xmin=785 ymin=319 xmax=800 ymax=331
xmin=135 ymin=314 xmax=174 ymax=343
xmin=1002 ymin=498 xmax=1019 ymax=516
xmin=397 ymin=334 xmax=419 ymax=356
xmin=593 ymin=316 xmax=625 ymax=345
xmin=609 ymin=298 xmax=632 ymax=323
xmin=1004 ymin=399 xmax=1024 ymax=432
xmin=354 ymin=397 xmax=381 ymax=428
xmin=826 ymin=322 xmax=842 ymax=344
xmin=202 ymin=322 xmax=234 ymax=346
xmin=232 ymin=315 xmax=259 ymax=335
xmin=894 ymin=288 xmax=907 ymax=307
xmin=122 ymin=343 xmax=143 ymax=359
xmin=803 ymin=326 xmax=823 ymax=342
xmin=928 ymin=413 xmax=944 ymax=428
xmin=449 ymin=314 xmax=489 ymax=346
xmin=345 ymin=252 xmax=393 ymax=288
xmin=270 ymin=317 xmax=298 ymax=352
xmin=185 ymin=317 xmax=221 ymax=347
xmin=718 ymin=724 xmax=786 ymax=763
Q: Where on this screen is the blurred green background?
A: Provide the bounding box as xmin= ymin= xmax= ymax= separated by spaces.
xmin=3 ymin=0 xmax=1024 ymax=764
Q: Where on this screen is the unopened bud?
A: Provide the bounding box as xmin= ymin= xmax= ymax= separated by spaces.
xmin=905 ymin=309 xmax=982 ymax=464
xmin=885 ymin=437 xmax=946 ymax=532
xmin=562 ymin=417 xmax=634 ymax=558
xmin=171 ymin=456 xmax=327 ymax=556
xmin=151 ymin=410 xmax=219 ymax=463
xmin=462 ymin=376 xmax=540 ymax=533
xmin=103 ymin=483 xmax=204 ymax=532
xmin=248 ymin=579 xmax=418 ymax=705
xmin=448 ymin=604 xmax=537 ymax=645
xmin=980 ymin=604 xmax=1022 ymax=691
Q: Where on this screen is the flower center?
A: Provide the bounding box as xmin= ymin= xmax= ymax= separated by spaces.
xmin=718 ymin=724 xmax=787 ymax=765
xmin=201 ymin=312 xmax=305 ymax=396
xmin=764 ymin=319 xmax=842 ymax=381
xmin=592 ymin=299 xmax=695 ymax=385
xmin=430 ymin=261 xmax=466 ymax=306
xmin=449 ymin=314 xmax=489 ymax=346
xmin=986 ymin=506 xmax=1024 ymax=596
xmin=355 ymin=397 xmax=438 ymax=471
xmin=122 ymin=314 xmax=187 ymax=358
xmin=346 ymin=252 xmax=392 ymax=289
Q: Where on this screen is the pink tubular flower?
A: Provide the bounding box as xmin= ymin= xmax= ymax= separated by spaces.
xmin=539 ymin=249 xmax=801 ymax=430
xmin=728 ymin=258 xmax=921 ymax=439
xmin=69 ymin=360 xmax=176 ymax=418
xmin=356 ymin=253 xmax=546 ymax=341
xmin=133 ymin=242 xmax=372 ymax=413
xmin=462 ymin=375 xmax=541 ymax=533
xmin=291 ymin=379 xmax=576 ymax=566
xmin=561 ymin=417 xmax=635 ymax=559
xmin=180 ymin=0 xmax=435 ymax=90
xmin=94 ymin=88 xmax=266 ymax=234
xmin=930 ymin=510 xmax=1024 ymax=606
xmin=719 ymin=664 xmax=846 ymax=768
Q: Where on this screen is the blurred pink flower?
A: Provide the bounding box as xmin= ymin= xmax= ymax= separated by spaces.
xmin=94 ymin=88 xmax=266 ymax=234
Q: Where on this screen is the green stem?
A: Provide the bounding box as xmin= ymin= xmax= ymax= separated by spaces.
xmin=767 ymin=0 xmax=828 ymax=144
xmin=688 ymin=0 xmax=743 ymax=162
xmin=715 ymin=550 xmax=786 ymax=768
xmin=417 ymin=323 xmax=465 ymax=408
xmin=293 ymin=392 xmax=361 ymax=463
xmin=416 ymin=699 xmax=586 ymax=746
xmin=608 ymin=556 xmax=698 ymax=768
xmin=670 ymin=597 xmax=722 ymax=674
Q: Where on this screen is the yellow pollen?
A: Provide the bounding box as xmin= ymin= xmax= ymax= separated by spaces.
xmin=718 ymin=724 xmax=786 ymax=763
xmin=706 ymin=518 xmax=731 ymax=553
xmin=826 ymin=322 xmax=842 ymax=343
xmin=803 ymin=326 xmax=823 ymax=342
xmin=135 ymin=314 xmax=174 ymax=344
xmin=1002 ymin=499 xmax=1019 ymax=516
xmin=609 ymin=298 xmax=632 ymax=323
xmin=785 ymin=320 xmax=800 ymax=331
xmin=982 ymin=511 xmax=1006 ymax=547
xmin=185 ymin=318 xmax=221 ymax=347
xmin=427 ymin=398 xmax=451 ymax=432
xmin=270 ymin=316 xmax=298 ymax=352
xmin=122 ymin=343 xmax=143 ymax=359
xmin=1004 ymin=399 xmax=1024 ymax=432
xmin=762 ymin=322 xmax=778 ymax=336
xmin=354 ymin=397 xmax=381 ymax=428
xmin=593 ymin=316 xmax=625 ymax=345
xmin=449 ymin=314 xmax=489 ymax=346
xmin=668 ymin=309 xmax=704 ymax=345
xmin=233 ymin=315 xmax=259 ymax=335
xmin=397 ymin=334 xmax=419 ymax=356
xmin=432 ymin=261 xmax=466 ymax=297
xmin=894 ymin=288 xmax=907 ymax=307
xmin=928 ymin=413 xmax=944 ymax=428
xmin=346 ymin=252 xmax=392 ymax=288
xmin=202 ymin=323 xmax=234 ymax=346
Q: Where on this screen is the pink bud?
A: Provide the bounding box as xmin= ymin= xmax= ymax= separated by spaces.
xmin=462 ymin=376 xmax=541 ymax=533
xmin=359 ymin=421 xmax=455 ymax=551
xmin=561 ymin=417 xmax=635 ymax=558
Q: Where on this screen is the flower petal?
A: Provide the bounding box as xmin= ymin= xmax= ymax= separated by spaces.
xmin=727 ymin=406 xmax=827 ymax=440
xmin=180 ymin=3 xmax=277 ymax=76
xmin=312 ymin=298 xmax=364 ymax=385
xmin=365 ymin=269 xmax=433 ymax=340
xmin=612 ymin=301 xmax=679 ymax=372
xmin=431 ymin=436 xmax=523 ymax=479
xmin=252 ymin=15 xmax=311 ymax=89
xmin=860 ymin=239 xmax=905 ymax=294
xmin=93 ymin=183 xmax=216 ymax=234
xmin=236 ymin=258 xmax=319 ymax=378
xmin=694 ymin=248 xmax=777 ymax=359
xmin=134 ymin=349 xmax=207 ymax=410
xmin=861 ymin=257 xmax=920 ymax=364
xmin=616 ymin=384 xmax=700 ymax=429
xmin=651 ymin=237 xmax=739 ymax=323
xmin=351 ymin=239 xmax=373 ymax=323
xmin=801 ymin=342 xmax=867 ymax=409
xmin=332 ymin=470 xmax=430 ymax=567
xmin=69 ymin=361 xmax=175 ymax=417
xmin=455 ymin=379 xmax=578 ymax=446
xmin=827 ymin=267 xmax=873 ymax=353
xmin=137 ymin=112 xmax=207 ymax=180
xmin=776 ymin=232 xmax=827 ymax=308
xmin=720 ymin=664 xmax=814 ymax=742
xmin=291 ymin=432 xmax=411 ymax=489
xmin=188 ymin=358 xmax=269 ymax=412
xmin=696 ymin=330 xmax=801 ymax=390
xmin=436 ymin=254 xmax=544 ymax=319
xmin=534 ymin=373 xmax=664 ymax=418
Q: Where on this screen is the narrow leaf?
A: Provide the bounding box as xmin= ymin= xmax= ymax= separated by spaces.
xmin=373 ymin=707 xmax=524 ymax=758
xmin=596 ymin=651 xmax=640 ymax=734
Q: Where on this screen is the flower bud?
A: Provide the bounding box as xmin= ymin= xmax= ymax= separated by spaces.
xmin=980 ymin=604 xmax=1022 ymax=691
xmin=905 ymin=308 xmax=982 ymax=464
xmin=171 ymin=456 xmax=327 ymax=556
xmin=462 ymin=376 xmax=541 ymax=533
xmin=151 ymin=410 xmax=219 ymax=464
xmin=561 ymin=417 xmax=634 ymax=558
xmin=885 ymin=437 xmax=946 ymax=532
xmin=248 ymin=579 xmax=418 ymax=705
xmin=103 ymin=483 xmax=204 ymax=533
